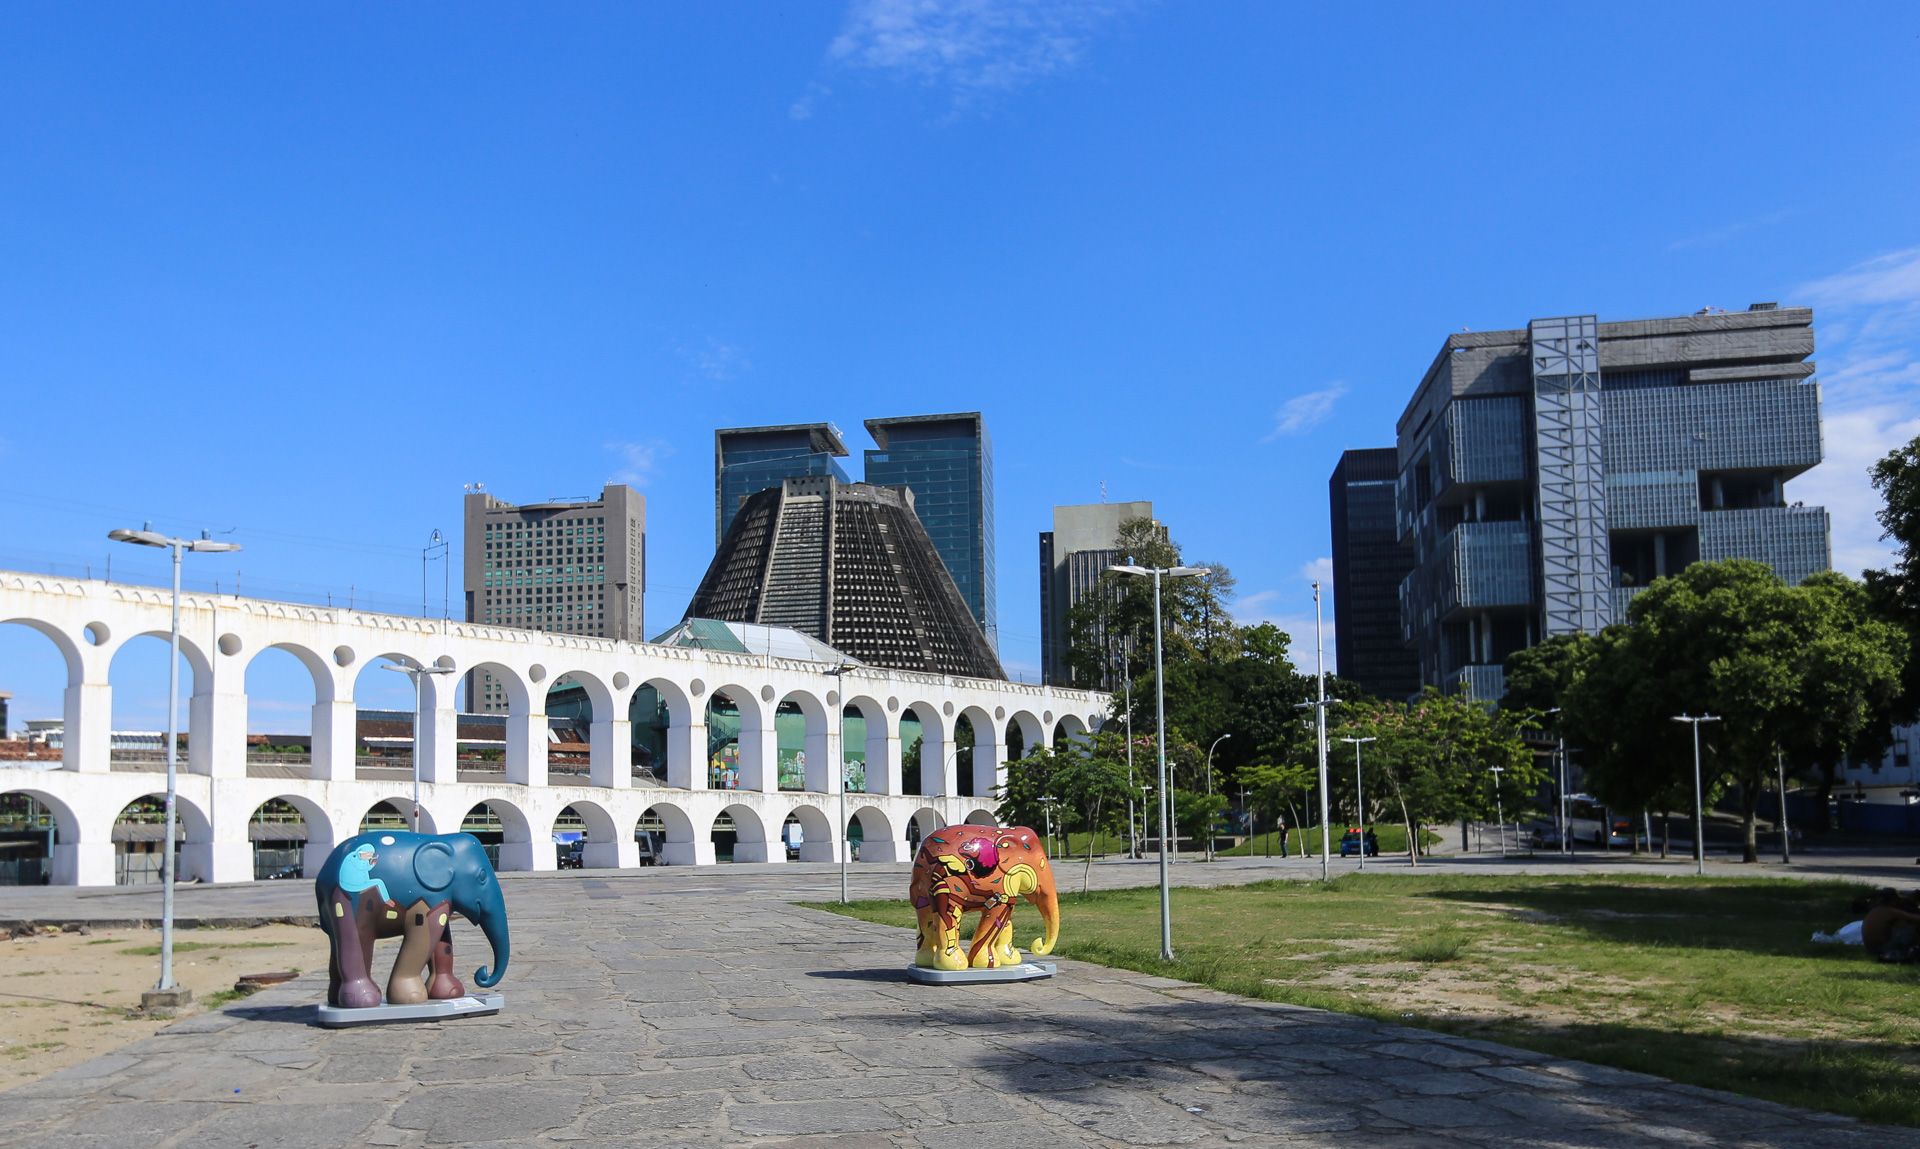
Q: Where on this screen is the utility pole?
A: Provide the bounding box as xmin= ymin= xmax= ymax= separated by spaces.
xmin=1672 ymin=714 xmax=1721 ymax=875
xmin=1295 ymin=584 xmax=1339 ymax=881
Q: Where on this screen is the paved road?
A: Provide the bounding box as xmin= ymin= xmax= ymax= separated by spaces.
xmin=3 ymin=868 xmax=1914 ymax=1147
xmin=6 ymin=845 xmax=1916 ymax=927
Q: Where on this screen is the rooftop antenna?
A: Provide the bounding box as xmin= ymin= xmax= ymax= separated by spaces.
xmin=1100 ymin=479 xmax=1108 ymax=503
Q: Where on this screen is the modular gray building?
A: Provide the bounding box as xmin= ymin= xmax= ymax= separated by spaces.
xmin=1392 ymin=305 xmax=1829 ymax=699
xmin=1039 ymin=500 xmax=1157 ymax=687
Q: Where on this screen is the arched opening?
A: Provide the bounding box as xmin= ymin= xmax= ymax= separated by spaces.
xmin=545 ymin=673 xmax=603 ymax=780
xmin=249 ymin=797 xmax=309 ymax=880
xmin=361 ymin=798 xmax=436 ymax=836
xmin=784 ymin=804 xmax=834 ymax=862
xmin=775 ymin=699 xmax=807 ymax=791
xmin=841 ymin=702 xmax=869 ymax=794
xmin=113 ymin=792 xmax=209 ymax=885
xmin=461 ymin=802 xmax=504 ymax=869
xmin=243 ymin=645 xmax=325 ymax=779
xmin=553 ymin=800 xmax=621 ymax=868
xmin=460 ymin=660 xmax=524 ymax=780
xmin=638 ymin=803 xmax=697 ymax=866
xmin=716 ymin=803 xmax=772 ymax=863
xmin=906 ymin=807 xmax=945 ymax=856
xmin=954 ymin=713 xmax=976 ymax=798
xmin=107 ymin=633 xmax=206 ymax=771
xmin=0 ymin=620 xmax=81 ymax=770
xmin=964 ymin=808 xmax=998 ymax=827
xmin=350 ymin=655 xmax=427 ymax=778
xmin=0 ymin=793 xmax=60 ymax=885
xmin=630 ymin=683 xmax=669 ymax=784
xmin=849 ymin=805 xmax=895 ymax=863
xmin=707 ymin=691 xmax=741 ymax=790
xmin=459 ymin=800 xmax=534 ymax=869
xmin=900 ymin=707 xmax=925 ymax=794
xmin=1006 ymin=720 xmax=1026 ymax=763
xmin=553 ymin=803 xmax=586 ymax=867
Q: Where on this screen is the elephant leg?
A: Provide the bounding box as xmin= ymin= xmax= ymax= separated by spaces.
xmin=330 ymin=890 xmax=382 ymax=1008
xmin=968 ymin=902 xmax=1017 ymax=968
xmin=386 ymin=900 xmax=436 ymax=1005
xmin=926 ymin=894 xmax=968 ymax=971
xmin=426 ymin=903 xmax=465 ymax=1000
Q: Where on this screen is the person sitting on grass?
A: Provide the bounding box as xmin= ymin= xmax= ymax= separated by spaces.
xmin=1862 ymin=888 xmax=1920 ymax=962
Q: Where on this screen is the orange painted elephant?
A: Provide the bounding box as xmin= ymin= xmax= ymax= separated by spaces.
xmin=910 ymin=824 xmax=1059 ymax=971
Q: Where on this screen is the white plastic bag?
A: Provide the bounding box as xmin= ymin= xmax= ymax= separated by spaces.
xmin=1813 ymin=920 xmax=1866 ymax=945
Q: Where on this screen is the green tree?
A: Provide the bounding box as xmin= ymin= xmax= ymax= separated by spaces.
xmin=1866 ymin=435 xmax=1920 ymax=723
xmin=1566 ymin=560 xmax=1906 ymax=860
xmin=1241 ymin=758 xmax=1313 ymax=854
xmin=994 ymin=744 xmax=1063 ymax=833
xmin=1050 ymin=732 xmax=1134 ymax=890
xmin=1499 ymin=633 xmax=1594 ymax=715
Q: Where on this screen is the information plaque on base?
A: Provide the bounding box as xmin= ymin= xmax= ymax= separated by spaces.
xmin=316 ymin=993 xmax=504 ymax=1028
xmin=906 ymin=962 xmax=1056 ymax=985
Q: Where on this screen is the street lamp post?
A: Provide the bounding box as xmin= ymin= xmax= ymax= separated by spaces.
xmin=1107 ymin=562 xmax=1208 ymax=962
xmin=1672 ymin=714 xmax=1720 ymax=875
xmin=383 ymin=663 xmax=457 ymax=832
xmin=1203 ymin=734 xmax=1230 ymax=862
xmin=1294 ymin=583 xmax=1340 ymax=881
xmin=108 ymin=525 xmax=241 ymax=1008
xmin=1542 ymin=708 xmax=1570 ymax=855
xmin=1776 ymin=747 xmax=1792 ymax=865
xmin=824 ymin=664 xmax=859 ymax=903
xmin=1488 ymin=763 xmax=1507 ymax=857
xmin=1339 ymin=736 xmax=1376 ymax=870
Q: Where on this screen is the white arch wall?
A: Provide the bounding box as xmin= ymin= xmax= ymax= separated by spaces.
xmin=0 ymin=572 xmax=1108 ymax=885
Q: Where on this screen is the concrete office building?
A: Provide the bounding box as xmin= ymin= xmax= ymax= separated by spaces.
xmin=1039 ymin=501 xmax=1156 ymax=687
xmin=1392 ymin=305 xmax=1829 ymax=699
xmin=864 ymin=413 xmax=995 ymax=645
xmin=464 ymin=484 xmax=645 ymax=711
xmin=685 ymin=475 xmax=1005 ymax=681
xmin=715 ymin=423 xmax=851 ymax=544
xmin=1329 ymin=451 xmax=1420 ymax=700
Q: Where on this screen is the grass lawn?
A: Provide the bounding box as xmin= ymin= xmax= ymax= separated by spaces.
xmin=805 ymin=873 xmax=1920 ymax=1125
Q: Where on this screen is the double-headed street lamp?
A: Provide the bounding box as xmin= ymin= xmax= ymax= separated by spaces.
xmin=823 ymin=663 xmax=860 ymax=904
xmin=108 ymin=525 xmax=241 ymax=1007
xmin=1339 ymin=736 xmax=1376 ymax=870
xmin=1203 ymin=733 xmax=1230 ymax=862
xmin=1672 ymin=714 xmax=1721 ymax=875
xmin=1107 ymin=562 xmax=1208 ymax=962
xmin=382 ymin=663 xmax=458 ymax=832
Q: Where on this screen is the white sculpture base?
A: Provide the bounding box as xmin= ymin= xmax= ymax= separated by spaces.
xmin=906 ymin=962 xmax=1056 ymax=985
xmin=316 ymin=992 xmax=504 ymax=1028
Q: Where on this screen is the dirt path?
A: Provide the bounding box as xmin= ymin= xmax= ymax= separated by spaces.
xmin=0 ymin=922 xmax=331 ymax=1089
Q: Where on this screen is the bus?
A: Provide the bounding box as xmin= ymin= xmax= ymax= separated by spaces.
xmin=1565 ymin=796 xmax=1647 ymax=849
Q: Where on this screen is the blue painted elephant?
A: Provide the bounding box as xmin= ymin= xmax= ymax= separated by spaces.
xmin=314 ymin=831 xmax=510 ymax=1009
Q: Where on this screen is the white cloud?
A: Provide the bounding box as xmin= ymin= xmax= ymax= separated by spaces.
xmin=790 ymin=82 xmax=830 ymax=120
xmin=1263 ymin=383 xmax=1346 ymax=440
xmin=681 ymin=337 xmax=751 ymax=381
xmin=1788 ymin=249 xmax=1920 ymax=575
xmin=605 ymin=440 xmax=674 ymax=487
xmin=826 ymin=0 xmax=1125 ymax=102
xmin=1297 ymin=557 xmax=1333 ymax=586
xmin=1802 ymin=247 xmax=1920 ymax=309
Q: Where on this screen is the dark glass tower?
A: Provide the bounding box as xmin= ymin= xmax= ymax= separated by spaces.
xmin=714 ymin=423 xmax=850 ymax=544
xmin=863 ymin=413 xmax=995 ymax=645
xmin=1330 ymin=448 xmax=1421 ymax=700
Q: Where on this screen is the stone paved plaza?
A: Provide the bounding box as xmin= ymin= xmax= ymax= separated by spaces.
xmin=4 ymin=860 xmax=1919 ymax=1147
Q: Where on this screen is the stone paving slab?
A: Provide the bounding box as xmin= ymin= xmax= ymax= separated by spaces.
xmin=3 ymin=873 xmax=1916 ymax=1147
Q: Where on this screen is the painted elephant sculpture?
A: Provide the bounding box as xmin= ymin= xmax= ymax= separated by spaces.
xmin=910 ymin=825 xmax=1059 ymax=971
xmin=314 ymin=831 xmax=509 ymax=1009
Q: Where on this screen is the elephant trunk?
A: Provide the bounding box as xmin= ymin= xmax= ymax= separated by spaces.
xmin=1027 ymin=883 xmax=1060 ymax=956
xmin=470 ymin=904 xmax=509 ymax=988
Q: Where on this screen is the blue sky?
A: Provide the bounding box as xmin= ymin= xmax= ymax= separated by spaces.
xmin=2 ymin=2 xmax=1917 ymax=731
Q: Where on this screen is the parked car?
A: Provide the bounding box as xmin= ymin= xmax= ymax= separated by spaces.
xmin=1339 ymin=828 xmax=1380 ymax=857
xmin=262 ymin=863 xmax=303 ymax=880
xmin=557 ymin=840 xmax=585 ymax=869
xmin=1529 ymin=823 xmax=1563 ymax=850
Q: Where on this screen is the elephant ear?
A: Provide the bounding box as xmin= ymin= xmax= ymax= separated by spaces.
xmin=414 ymin=840 xmax=456 ymax=893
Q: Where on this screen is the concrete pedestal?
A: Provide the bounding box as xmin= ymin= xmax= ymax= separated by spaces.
xmin=905 ymin=962 xmax=1055 ymax=985
xmin=316 ymin=992 xmax=504 ymax=1028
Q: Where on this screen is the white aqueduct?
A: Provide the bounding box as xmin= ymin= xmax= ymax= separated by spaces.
xmin=0 ymin=573 xmax=1110 ymax=886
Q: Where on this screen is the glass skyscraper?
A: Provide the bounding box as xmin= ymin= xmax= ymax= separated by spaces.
xmin=1329 ymin=451 xmax=1420 ymax=701
xmin=863 ymin=413 xmax=995 ymax=645
xmin=714 ymin=423 xmax=850 ymax=544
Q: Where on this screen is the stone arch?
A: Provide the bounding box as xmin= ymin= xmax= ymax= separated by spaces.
xmin=707 ymin=685 xmax=765 ymax=792
xmin=960 ymin=705 xmax=1002 ymax=799
xmin=906 ymin=806 xmax=946 ymax=855
xmin=631 ymin=677 xmax=693 ymax=787
xmin=782 ymin=802 xmax=835 ymax=862
xmin=842 ymin=695 xmax=893 ymax=795
xmin=113 ymin=790 xmax=212 ymax=884
xmin=545 ymin=670 xmax=612 ymax=782
xmin=963 ymin=808 xmax=998 ymax=827
xmin=777 ymin=689 xmax=829 ymax=792
xmin=0 ymin=789 xmax=87 ymax=885
xmin=249 ymin=793 xmax=336 ymax=879
xmin=848 ymin=804 xmax=898 ymax=864
xmin=465 ymin=660 xmax=540 ymax=785
xmin=901 ymin=702 xmax=947 ymax=797
xmin=1006 ymin=710 xmax=1044 ymax=764
xmin=465 ymin=797 xmax=540 ymax=871
xmin=1054 ymin=713 xmax=1089 ymax=749
xmin=105 ymin=631 xmax=212 ymax=766
xmin=717 ymin=802 xmax=775 ymax=864
xmin=558 ymin=799 xmax=630 ymax=869
xmin=361 ymin=797 xmax=439 ymax=836
xmin=638 ymin=801 xmax=702 ymax=866
xmin=0 ymin=620 xmax=87 ymax=771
